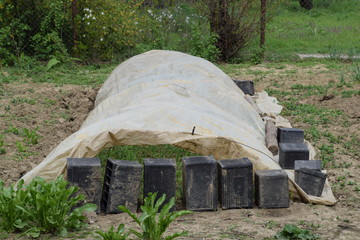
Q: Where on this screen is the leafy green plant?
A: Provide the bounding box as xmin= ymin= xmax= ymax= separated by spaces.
xmin=188 ymin=23 xmax=219 ymax=62
xmin=22 ymin=127 xmax=39 ymax=145
xmin=15 ymin=140 xmax=26 ymax=153
xmin=17 ymin=176 xmax=97 ymax=237
xmin=96 ymin=224 xmax=129 ymax=240
xmin=118 ymin=192 xmax=192 ymax=240
xmin=319 ymin=144 xmax=335 ymax=167
xmin=275 ymin=224 xmax=319 ymax=240
xmin=0 ymin=179 xmax=29 ymax=232
xmin=0 ymin=176 xmax=96 ymax=238
xmin=5 ymin=124 xmax=20 ymax=135
xmin=45 ymin=57 xmax=61 ymax=71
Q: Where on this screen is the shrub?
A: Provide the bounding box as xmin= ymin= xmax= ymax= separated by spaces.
xmin=75 ymin=0 xmax=148 ymax=62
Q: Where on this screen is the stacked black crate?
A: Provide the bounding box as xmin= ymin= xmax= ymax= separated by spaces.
xmin=278 ymin=128 xmax=309 ymax=169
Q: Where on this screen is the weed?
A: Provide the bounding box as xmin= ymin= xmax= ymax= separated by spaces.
xmin=341 ymin=90 xmax=360 ymax=98
xmin=10 ymin=97 xmax=36 ymax=105
xmin=319 ymin=144 xmax=335 ymax=167
xmin=118 ymin=192 xmax=192 ymax=240
xmin=275 ymin=224 xmax=319 ymax=240
xmin=333 ymin=176 xmax=347 ymax=189
xmin=250 ymin=47 xmax=265 ymax=65
xmin=0 ymin=176 xmax=97 ymax=238
xmin=5 ymin=124 xmax=20 ymax=135
xmin=290 ymin=84 xmax=329 ymax=96
xmin=347 ymin=181 xmax=356 ymax=186
xmin=15 ymin=141 xmax=26 ymax=153
xmin=322 ymin=132 xmax=342 ymax=144
xmin=304 ymin=126 xmax=321 ymax=142
xmin=298 ymin=220 xmax=320 ymax=230
xmin=342 ymin=135 xmax=359 ymax=157
xmin=42 ymin=98 xmax=57 ymax=106
xmin=0 ymin=135 xmax=5 ymax=155
xmin=96 ymin=224 xmax=129 ymax=240
xmin=350 ymin=62 xmax=360 ymax=82
xmin=0 ymin=180 xmax=29 ymax=232
xmin=22 ymin=127 xmax=39 ymax=145
xmin=265 ymin=220 xmax=280 ymax=229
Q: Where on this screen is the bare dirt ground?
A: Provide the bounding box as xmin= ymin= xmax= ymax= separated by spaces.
xmin=0 ymin=63 xmax=359 ymax=239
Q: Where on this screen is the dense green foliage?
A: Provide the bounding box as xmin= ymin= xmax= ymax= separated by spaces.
xmin=1 ymin=0 xmax=359 ymax=64
xmin=0 ymin=176 xmax=96 ymax=238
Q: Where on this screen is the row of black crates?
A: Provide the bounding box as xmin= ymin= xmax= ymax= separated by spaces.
xmin=67 ymin=156 xmax=290 ymax=214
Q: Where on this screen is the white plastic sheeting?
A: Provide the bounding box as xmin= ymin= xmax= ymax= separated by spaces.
xmin=20 ymin=50 xmax=336 ymax=205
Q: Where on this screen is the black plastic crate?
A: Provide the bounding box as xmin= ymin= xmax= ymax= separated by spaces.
xmin=277 ymin=128 xmax=304 ymax=143
xmin=295 ymin=168 xmax=327 ymax=197
xmin=279 ymin=142 xmax=309 ymax=169
xmin=294 ymin=160 xmax=322 ymax=172
xmin=144 ymin=158 xmax=176 ymax=210
xmin=67 ymin=158 xmax=102 ymax=210
xmin=182 ymin=156 xmax=218 ymax=211
xmin=255 ymin=169 xmax=289 ymax=208
xmin=218 ymin=158 xmax=253 ymax=209
xmin=233 ymin=80 xmax=255 ymax=96
xmin=101 ymin=159 xmax=142 ymax=214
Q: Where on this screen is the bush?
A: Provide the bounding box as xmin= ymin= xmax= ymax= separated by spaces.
xmin=74 ymin=0 xmax=148 ymax=62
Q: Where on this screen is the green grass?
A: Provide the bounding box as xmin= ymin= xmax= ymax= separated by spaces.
xmin=0 ymin=62 xmax=116 ymax=86
xmin=244 ymin=0 xmax=360 ymax=60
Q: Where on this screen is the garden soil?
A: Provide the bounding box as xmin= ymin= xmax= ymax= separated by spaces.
xmin=0 ymin=64 xmax=359 ymax=239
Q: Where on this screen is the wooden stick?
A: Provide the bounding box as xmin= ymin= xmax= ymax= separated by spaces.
xmin=265 ymin=120 xmax=279 ymax=155
xmin=244 ymin=94 xmax=261 ymax=114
